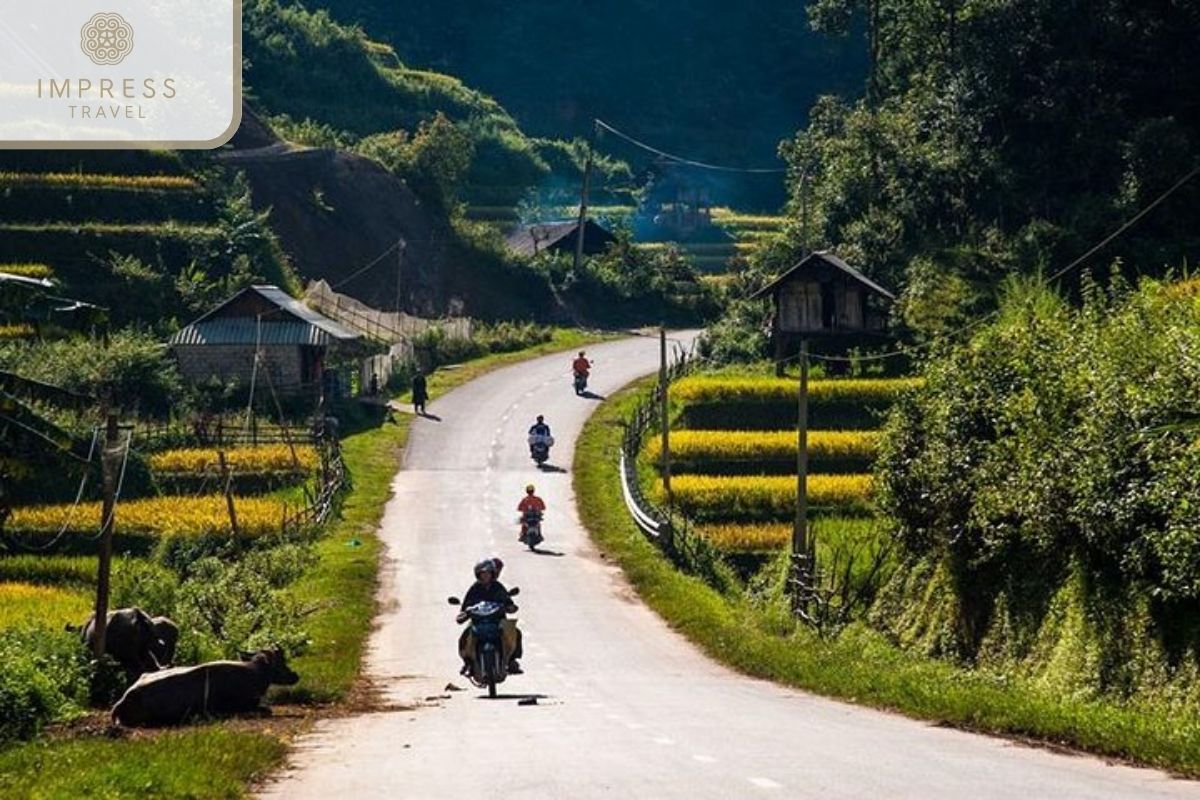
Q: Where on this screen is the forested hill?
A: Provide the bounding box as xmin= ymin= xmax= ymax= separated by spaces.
xmin=310 ymin=0 xmax=867 ymax=184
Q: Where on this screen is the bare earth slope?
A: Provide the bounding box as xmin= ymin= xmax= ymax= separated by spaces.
xmin=260 ymin=335 xmax=1199 ymax=799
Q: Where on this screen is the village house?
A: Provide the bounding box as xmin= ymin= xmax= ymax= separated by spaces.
xmin=168 ymin=285 xmax=361 ymax=396
xmin=752 ymin=251 xmax=894 ymax=370
xmin=505 ymin=218 xmax=617 ymax=258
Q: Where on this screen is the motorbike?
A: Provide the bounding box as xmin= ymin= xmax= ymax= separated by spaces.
xmin=448 ymin=587 xmax=520 ymax=698
xmin=528 ymin=433 xmax=553 ymax=466
xmin=519 ymin=509 xmax=544 ymax=550
xmin=573 ymin=371 xmax=588 ymax=395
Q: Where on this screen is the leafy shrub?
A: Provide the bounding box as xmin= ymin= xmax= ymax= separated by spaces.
xmin=0 ymin=626 xmax=90 ymax=742
xmin=171 ymin=545 xmax=315 ymax=662
xmin=875 ymin=276 xmax=1200 ymax=663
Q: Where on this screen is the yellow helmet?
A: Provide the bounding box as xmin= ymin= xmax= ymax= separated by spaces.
xmin=525 ymin=484 xmax=536 ymax=494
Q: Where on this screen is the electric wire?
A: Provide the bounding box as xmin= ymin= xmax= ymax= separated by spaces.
xmin=594 ymin=119 xmax=787 ymax=174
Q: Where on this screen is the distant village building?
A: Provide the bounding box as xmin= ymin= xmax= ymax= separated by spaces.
xmin=169 ymin=285 xmax=361 ymax=395
xmin=506 ymin=219 xmax=617 ymax=258
xmin=752 ymin=251 xmax=894 ymax=369
xmin=636 ymin=160 xmax=729 ymax=242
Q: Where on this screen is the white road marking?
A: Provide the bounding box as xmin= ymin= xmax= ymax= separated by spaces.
xmin=626 ymin=722 xmax=646 ymax=731
xmin=692 ymin=755 xmax=716 ymax=764
xmin=748 ymin=778 xmax=782 ymax=790
xmin=652 ymin=736 xmax=676 ymax=746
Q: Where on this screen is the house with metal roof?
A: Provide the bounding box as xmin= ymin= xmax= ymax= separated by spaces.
xmin=168 ymin=285 xmax=361 ymax=395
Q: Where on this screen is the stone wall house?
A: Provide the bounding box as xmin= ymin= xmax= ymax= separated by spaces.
xmin=169 ymin=285 xmax=360 ymax=395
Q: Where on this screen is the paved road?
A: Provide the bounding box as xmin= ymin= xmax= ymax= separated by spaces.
xmin=261 ymin=335 xmax=1198 ymax=799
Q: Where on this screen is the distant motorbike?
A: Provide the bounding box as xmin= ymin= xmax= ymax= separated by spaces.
xmin=448 ymin=587 xmax=520 ymax=698
xmin=528 ymin=433 xmax=553 ymax=466
xmin=519 ymin=510 xmax=544 ymax=550
xmin=573 ymin=372 xmax=588 ymax=395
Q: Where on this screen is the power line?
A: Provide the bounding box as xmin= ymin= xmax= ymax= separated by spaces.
xmin=594 ymin=119 xmax=787 ymax=175
xmin=770 ymin=162 xmax=1200 ymax=365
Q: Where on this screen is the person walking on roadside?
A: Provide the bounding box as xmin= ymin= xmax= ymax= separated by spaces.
xmin=412 ymin=370 xmax=429 ymax=415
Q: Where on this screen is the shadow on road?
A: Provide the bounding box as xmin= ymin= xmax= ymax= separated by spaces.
xmin=418 ymin=412 xmax=443 ymax=422
xmin=529 ymin=547 xmax=565 ymax=557
xmin=476 ymin=692 xmax=552 ymax=702
xmin=578 ymin=390 xmax=607 ymax=401
xmin=537 ymin=464 xmax=568 ymax=474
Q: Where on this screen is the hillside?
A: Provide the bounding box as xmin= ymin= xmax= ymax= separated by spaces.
xmin=312 ymin=0 xmax=866 ymax=208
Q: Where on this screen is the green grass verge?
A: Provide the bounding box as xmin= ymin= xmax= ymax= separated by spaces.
xmin=0 ymin=729 xmax=287 ymax=799
xmin=274 ymin=412 xmax=407 ymax=703
xmin=574 ymin=378 xmax=1200 ymax=777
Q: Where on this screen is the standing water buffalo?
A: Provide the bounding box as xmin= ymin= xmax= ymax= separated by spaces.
xmin=111 ymin=648 xmax=299 ymax=727
xmin=72 ymin=608 xmax=178 ymax=680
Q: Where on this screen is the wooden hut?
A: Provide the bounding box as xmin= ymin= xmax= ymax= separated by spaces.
xmin=752 ymin=251 xmax=894 ymax=367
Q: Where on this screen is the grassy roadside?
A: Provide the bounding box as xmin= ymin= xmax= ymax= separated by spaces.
xmin=0 ymin=327 xmax=616 ymax=800
xmin=574 ymin=378 xmax=1200 ymax=778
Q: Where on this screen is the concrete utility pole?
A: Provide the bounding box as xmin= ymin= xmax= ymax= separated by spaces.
xmin=659 ymin=327 xmax=672 ymax=504
xmin=573 ymin=141 xmax=594 ymax=275
xmin=792 ymin=340 xmax=810 ymax=573
xmin=92 ymin=411 xmax=119 ymax=660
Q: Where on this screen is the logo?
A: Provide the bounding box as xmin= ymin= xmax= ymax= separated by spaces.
xmin=80 ymin=12 xmax=134 ymax=66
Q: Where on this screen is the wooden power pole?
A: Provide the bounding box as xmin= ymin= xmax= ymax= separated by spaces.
xmin=573 ymin=142 xmax=594 ymax=275
xmin=792 ymin=340 xmax=810 ymax=577
xmin=92 ymin=411 xmax=119 ymax=660
xmin=659 ymin=327 xmax=671 ymax=503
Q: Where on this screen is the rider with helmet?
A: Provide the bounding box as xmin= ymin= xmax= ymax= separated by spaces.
xmin=529 ymin=415 xmax=552 ymax=438
xmin=459 ymin=559 xmax=523 ymax=674
xmin=517 ymin=484 xmax=546 ymax=543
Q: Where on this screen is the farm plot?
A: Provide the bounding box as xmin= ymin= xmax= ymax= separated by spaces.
xmin=643 ymin=373 xmax=914 ymax=555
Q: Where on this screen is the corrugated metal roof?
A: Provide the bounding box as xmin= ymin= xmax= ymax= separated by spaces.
xmin=169 ymin=319 xmax=338 ymax=346
xmin=249 ymin=285 xmax=360 ymax=340
xmin=189 ymin=285 xmax=360 ymax=342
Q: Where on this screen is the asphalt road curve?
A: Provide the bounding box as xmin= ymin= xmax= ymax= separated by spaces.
xmin=260 ymin=334 xmax=1198 ymax=799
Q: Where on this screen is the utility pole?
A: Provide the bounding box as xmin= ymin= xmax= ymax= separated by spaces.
xmin=659 ymin=327 xmax=671 ymax=504
xmin=394 ymin=238 xmax=406 ymax=314
xmin=92 ymin=410 xmax=119 ymax=661
xmin=573 ymin=137 xmax=594 ymax=275
xmin=792 ymin=340 xmax=810 ymax=589
xmin=217 ymin=448 xmax=240 ymax=538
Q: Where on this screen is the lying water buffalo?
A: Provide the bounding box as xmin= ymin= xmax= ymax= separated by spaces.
xmin=72 ymin=608 xmax=178 ymax=680
xmin=111 ymin=648 xmax=299 ymax=727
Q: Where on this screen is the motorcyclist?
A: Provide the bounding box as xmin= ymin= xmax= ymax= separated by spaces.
xmin=529 ymin=415 xmax=552 ymax=438
xmin=517 ymin=484 xmax=546 ymax=541
xmin=459 ymin=559 xmax=523 ymax=674
xmin=572 ymin=351 xmax=591 ymax=380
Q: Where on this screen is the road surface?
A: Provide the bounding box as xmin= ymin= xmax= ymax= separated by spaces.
xmin=261 ymin=334 xmax=1198 ymax=799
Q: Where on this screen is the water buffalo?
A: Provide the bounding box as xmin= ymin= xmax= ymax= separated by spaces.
xmin=111 ymin=648 xmax=299 ymax=727
xmin=72 ymin=608 xmax=178 ymax=680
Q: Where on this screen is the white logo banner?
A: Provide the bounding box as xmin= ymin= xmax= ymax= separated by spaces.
xmin=0 ymin=0 xmax=241 ymax=148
